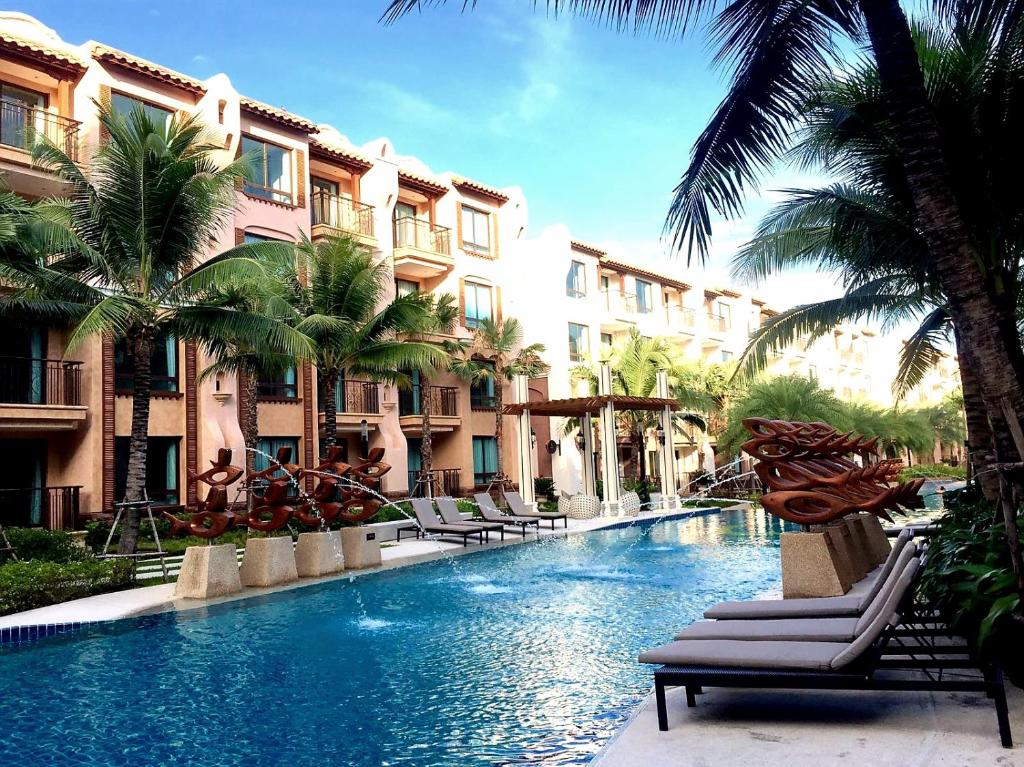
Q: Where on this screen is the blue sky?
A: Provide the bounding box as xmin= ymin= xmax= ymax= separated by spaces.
xmin=18 ymin=0 xmax=837 ymax=305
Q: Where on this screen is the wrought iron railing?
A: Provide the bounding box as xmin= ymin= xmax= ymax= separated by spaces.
xmin=311 ymin=190 xmax=375 ymax=238
xmin=602 ymin=289 xmax=637 ymax=315
xmin=319 ymin=379 xmax=381 ymax=414
xmin=399 ymin=385 xmax=459 ymax=417
xmin=256 ymin=380 xmax=298 ymax=399
xmin=706 ymin=313 xmax=729 ymax=334
xmin=0 ymin=485 xmax=80 ymax=530
xmin=393 ymin=216 xmax=451 ymax=255
xmin=0 ymin=356 xmax=82 ymax=406
xmin=666 ymin=306 xmax=696 ymax=328
xmin=407 ymin=468 xmax=461 ymax=498
xmin=0 ymin=100 xmax=80 ymax=161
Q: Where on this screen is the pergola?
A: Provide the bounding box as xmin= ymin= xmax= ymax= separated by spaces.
xmin=505 ymin=366 xmax=683 ymax=515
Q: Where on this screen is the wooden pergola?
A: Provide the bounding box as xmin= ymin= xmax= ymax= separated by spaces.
xmin=505 ymin=367 xmax=683 ymax=514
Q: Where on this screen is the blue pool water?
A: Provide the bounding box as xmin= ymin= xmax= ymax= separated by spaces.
xmin=0 ymin=509 xmax=788 ymax=766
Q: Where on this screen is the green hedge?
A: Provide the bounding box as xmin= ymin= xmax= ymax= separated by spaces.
xmin=0 ymin=559 xmax=134 ymax=616
xmin=899 ymin=463 xmax=966 ymax=482
xmin=2 ymin=528 xmax=88 ymax=564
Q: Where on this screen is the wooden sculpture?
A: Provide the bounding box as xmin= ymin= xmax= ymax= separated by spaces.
xmin=236 ymin=446 xmax=303 ymax=532
xmin=294 ymin=447 xmax=393 ymax=526
xmin=741 ymin=418 xmax=925 ymax=526
xmin=164 ymin=448 xmax=244 ymax=539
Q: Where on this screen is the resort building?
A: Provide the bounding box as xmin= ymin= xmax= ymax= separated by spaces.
xmin=0 ymin=12 xmax=955 ymax=528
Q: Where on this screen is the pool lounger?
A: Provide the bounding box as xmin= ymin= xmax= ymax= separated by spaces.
xmin=474 ymin=493 xmax=542 ymax=536
xmin=674 ymin=544 xmax=918 ymax=643
xmin=409 ymin=499 xmax=487 ymax=546
xmin=702 ymin=528 xmax=914 ymax=620
xmin=639 ymin=559 xmax=1014 ymax=748
xmin=503 ymin=490 xmax=569 ymax=529
xmin=435 ymin=497 xmax=506 ymax=541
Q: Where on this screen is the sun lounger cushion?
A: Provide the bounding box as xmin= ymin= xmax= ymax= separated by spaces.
xmin=674 ymin=617 xmax=860 ymax=642
xmin=639 ymin=639 xmax=848 ymax=670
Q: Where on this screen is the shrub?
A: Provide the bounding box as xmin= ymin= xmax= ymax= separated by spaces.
xmin=534 ymin=477 xmax=555 ymax=497
xmin=899 ymin=463 xmax=966 ymax=482
xmin=0 ymin=558 xmax=134 ymax=616
xmin=2 ymin=528 xmax=89 ymax=564
xmin=623 ymin=478 xmax=658 ymax=505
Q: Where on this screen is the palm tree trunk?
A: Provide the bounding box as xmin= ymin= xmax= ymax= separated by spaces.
xmin=493 ymin=377 xmax=504 ymax=481
xmin=420 ymin=377 xmax=433 ymax=495
xmin=322 ymin=367 xmax=338 ymax=447
xmin=242 ymin=369 xmax=259 ymax=475
xmin=117 ymin=331 xmax=154 ymax=555
xmin=956 ymin=334 xmax=1000 ymax=503
xmin=636 ymin=430 xmax=647 ymax=482
xmin=860 ymin=0 xmax=1024 ymax=467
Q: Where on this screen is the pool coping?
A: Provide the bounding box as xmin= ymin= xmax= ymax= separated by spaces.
xmin=0 ymin=504 xmax=739 ymax=645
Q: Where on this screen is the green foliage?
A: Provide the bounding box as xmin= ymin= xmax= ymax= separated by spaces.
xmin=0 ymin=558 xmax=134 ymax=616
xmin=920 ymin=488 xmax=1021 ymax=648
xmin=623 ymin=477 xmax=658 ymax=505
xmin=899 ymin=463 xmax=966 ymax=482
xmin=534 ymin=477 xmax=556 ymax=497
xmin=2 ymin=528 xmax=89 ymax=564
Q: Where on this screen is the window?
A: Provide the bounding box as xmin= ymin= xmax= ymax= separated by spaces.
xmin=601 ymin=332 xmax=613 ymax=347
xmin=114 ymin=436 xmax=179 ymax=506
xmin=568 ymin=323 xmax=589 ymax=363
xmin=115 ymin=334 xmax=178 ymax=393
xmin=110 ymin=92 xmax=173 ymax=131
xmin=253 ymin=436 xmax=300 ymax=498
xmin=399 ymin=369 xmax=422 ymax=416
xmin=243 ymin=232 xmax=285 ymax=244
xmin=257 ymin=366 xmax=297 ymax=399
xmin=463 ymin=281 xmax=493 ymax=329
xmin=241 ymin=135 xmax=292 ymax=204
xmin=720 ymin=350 xmax=734 ymax=363
xmin=635 ymin=280 xmax=653 ymax=313
xmin=470 ymin=361 xmax=496 ymax=409
xmin=566 ymin=261 xmax=586 ymax=298
xmin=717 ymin=301 xmax=732 ymax=329
xmin=808 ymin=365 xmax=818 ymax=381
xmin=0 ymin=83 xmax=46 ymax=152
xmin=472 ymin=436 xmax=498 ymax=486
xmin=396 ymin=279 xmax=419 ymax=297
xmin=461 ymin=205 xmax=491 ymax=254
xmin=311 ymin=177 xmax=339 ymax=226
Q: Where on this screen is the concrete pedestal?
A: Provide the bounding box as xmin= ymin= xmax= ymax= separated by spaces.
xmin=859 ymin=514 xmax=892 ymax=564
xmin=238 ymin=536 xmax=298 ymax=587
xmin=781 ymin=531 xmax=849 ymax=599
xmin=341 ymin=526 xmax=382 ymax=570
xmin=843 ymin=516 xmax=877 ymax=573
xmin=174 ymin=544 xmax=242 ymax=599
xmin=601 ymin=501 xmax=621 ymax=518
xmin=295 ymin=530 xmax=345 ymax=577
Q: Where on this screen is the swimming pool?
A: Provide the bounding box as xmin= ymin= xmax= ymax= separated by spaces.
xmin=0 ymin=509 xmax=789 ymax=766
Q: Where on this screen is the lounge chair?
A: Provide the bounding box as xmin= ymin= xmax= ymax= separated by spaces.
xmin=502 ymin=490 xmax=568 ymax=529
xmin=702 ymin=528 xmax=914 ymax=620
xmin=435 ymin=497 xmax=505 ymax=542
xmin=473 ymin=493 xmax=541 ymax=536
xmin=638 ymin=558 xmax=1013 ymax=748
xmin=409 ymin=498 xmax=486 ymax=546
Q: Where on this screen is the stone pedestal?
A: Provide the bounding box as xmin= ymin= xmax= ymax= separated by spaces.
xmin=821 ymin=523 xmax=861 ymax=587
xmin=858 ymin=514 xmax=892 ymax=565
xmin=174 ymin=544 xmax=242 ymax=599
xmin=239 ymin=536 xmax=298 ymax=587
xmin=842 ymin=516 xmax=876 ymax=573
xmin=341 ymin=526 xmax=382 ymax=570
xmin=295 ymin=530 xmax=345 ymax=577
xmin=781 ymin=531 xmax=850 ymax=599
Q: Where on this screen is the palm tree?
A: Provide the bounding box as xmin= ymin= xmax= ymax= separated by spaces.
xmin=286 ymin=233 xmax=446 ymax=448
xmin=383 ymin=0 xmax=1024 ymax=508
xmin=2 ymin=104 xmax=308 ymax=553
xmin=451 ymin=317 xmax=547 ymax=486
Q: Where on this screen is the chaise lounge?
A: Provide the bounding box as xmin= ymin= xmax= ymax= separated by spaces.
xmin=408 ymin=498 xmax=487 ymax=547
xmin=473 ymin=493 xmax=541 ymax=536
xmin=435 ymin=497 xmax=505 ymax=542
xmin=503 ymin=490 xmax=568 ymax=529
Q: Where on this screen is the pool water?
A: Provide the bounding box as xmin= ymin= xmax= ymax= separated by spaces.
xmin=0 ymin=509 xmax=788 ymax=767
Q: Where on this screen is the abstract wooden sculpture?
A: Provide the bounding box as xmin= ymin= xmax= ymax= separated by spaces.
xmin=164 ymin=448 xmax=244 ymax=539
xmin=741 ymin=418 xmax=925 ymax=525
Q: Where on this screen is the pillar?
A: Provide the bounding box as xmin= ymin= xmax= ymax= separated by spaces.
xmin=581 ymin=412 xmax=597 ymax=497
xmin=513 ymin=375 xmax=536 ymax=508
xmin=598 ymin=364 xmax=620 ymax=516
xmin=656 ymin=370 xmax=678 ymax=510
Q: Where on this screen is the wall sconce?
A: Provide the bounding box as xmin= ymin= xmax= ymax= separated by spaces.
xmin=546 ymin=439 xmax=560 ymax=456
xmin=575 ymin=431 xmax=586 ymax=452
xmin=655 ymin=424 xmax=666 ymax=446
xmin=530 ymin=429 xmax=537 ymax=449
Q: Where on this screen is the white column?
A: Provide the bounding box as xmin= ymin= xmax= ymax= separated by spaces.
xmin=513 ymin=374 xmax=536 ymax=508
xmin=656 ymin=370 xmax=678 ymax=510
xmin=581 ymin=412 xmax=597 ymax=497
xmin=598 ymin=364 xmax=620 ymax=516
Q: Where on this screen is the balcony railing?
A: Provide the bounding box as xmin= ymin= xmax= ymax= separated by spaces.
xmin=0 ymin=485 xmax=81 ymax=530
xmin=319 ymin=379 xmax=381 ymax=414
xmin=0 ymin=357 xmax=82 ymax=406
xmin=399 ymin=385 xmax=459 ymax=417
xmin=311 ymin=190 xmax=375 ymax=238
xmin=706 ymin=314 xmax=729 ymax=334
xmin=666 ymin=306 xmax=696 ymax=328
xmin=0 ymin=100 xmax=80 ymax=161
xmin=394 ymin=216 xmax=451 ymax=255
xmin=408 ymin=468 xmax=461 ymax=498
xmin=602 ymin=289 xmax=637 ymax=315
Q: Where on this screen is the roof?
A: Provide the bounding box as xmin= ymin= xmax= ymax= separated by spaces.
xmin=600 ymin=257 xmax=691 ymax=291
xmin=92 ymin=44 xmax=204 ymax=94
xmin=398 ymin=168 xmax=448 ymax=197
xmin=571 ymin=240 xmax=607 ymax=258
xmin=721 ymin=288 xmax=741 ymax=299
xmin=309 ymin=138 xmax=373 ymax=172
xmin=0 ymin=32 xmax=84 ymax=75
xmin=451 ymin=175 xmax=509 ymax=204
xmin=239 ymin=97 xmax=316 ymax=133
xmin=503 ymin=395 xmax=680 ymax=417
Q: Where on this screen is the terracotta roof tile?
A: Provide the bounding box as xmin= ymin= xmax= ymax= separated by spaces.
xmin=92 ymin=44 xmax=204 ymax=94
xmin=451 ymin=175 xmax=509 ymax=204
xmin=309 ymin=138 xmax=373 ymax=172
xmin=0 ymin=32 xmax=84 ymax=73
xmin=570 ymin=240 xmax=607 ymax=258
xmin=239 ymin=97 xmax=316 ymax=133
xmin=398 ymin=168 xmax=448 ymax=197
xmin=601 ymin=256 xmax=691 ymax=291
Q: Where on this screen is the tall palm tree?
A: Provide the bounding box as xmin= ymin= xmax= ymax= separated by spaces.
xmin=286 ymin=233 xmax=446 ymax=448
xmin=451 ymin=317 xmax=547 ymax=486
xmin=383 ymin=0 xmax=1024 ymax=502
xmin=2 ymin=104 xmax=308 ymax=553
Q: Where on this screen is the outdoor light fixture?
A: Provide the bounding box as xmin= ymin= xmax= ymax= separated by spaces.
xmin=655 ymin=424 xmax=666 ymax=445
xmin=575 ymin=431 xmax=586 ymax=452
xmin=530 ymin=429 xmax=537 ymax=449
xmin=546 ymin=439 xmax=560 ymax=455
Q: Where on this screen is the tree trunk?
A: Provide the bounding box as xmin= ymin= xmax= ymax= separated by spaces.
xmin=956 ymin=332 xmax=1000 ymax=503
xmin=117 ymin=331 xmax=154 ymax=555
xmin=322 ymin=367 xmax=338 ymax=447
xmin=493 ymin=375 xmax=504 ymax=481
xmin=420 ymin=377 xmax=433 ymax=495
xmin=636 ymin=430 xmax=647 ymax=482
xmin=241 ymin=369 xmax=259 ymax=475
xmin=860 ymin=0 xmax=1024 ymax=469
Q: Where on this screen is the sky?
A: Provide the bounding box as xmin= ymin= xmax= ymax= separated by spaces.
xmin=18 ymin=0 xmax=843 ymax=308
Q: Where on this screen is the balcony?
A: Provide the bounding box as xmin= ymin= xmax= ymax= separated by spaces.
xmin=317 ymin=379 xmax=385 ymax=433
xmin=408 ymin=468 xmax=462 ymax=497
xmin=666 ymin=306 xmax=696 ymax=335
xmin=392 ymin=216 xmax=454 ymax=278
xmin=704 ymin=313 xmax=729 ymax=338
xmin=310 ymin=190 xmax=377 ymax=248
xmin=601 ymin=289 xmax=638 ymax=330
xmin=0 ymin=357 xmax=87 ymax=431
xmin=0 ymin=485 xmax=81 ymax=530
xmin=0 ymin=100 xmax=81 ymax=197
xmin=399 ymin=385 xmax=461 ymax=434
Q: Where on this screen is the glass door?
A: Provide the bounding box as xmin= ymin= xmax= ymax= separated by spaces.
xmin=311 ymin=177 xmax=339 ymax=227
xmin=0 ymin=83 xmax=46 ymax=152
xmin=393 ymin=202 xmax=418 ymax=247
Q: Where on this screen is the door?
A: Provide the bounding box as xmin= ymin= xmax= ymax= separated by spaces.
xmin=311 ymin=177 xmax=339 ymax=227
xmin=0 ymin=439 xmax=46 ymax=525
xmin=0 ymin=83 xmax=45 ymax=152
xmin=393 ymin=202 xmax=418 ymax=247
xmin=0 ymin=322 xmax=44 ymax=404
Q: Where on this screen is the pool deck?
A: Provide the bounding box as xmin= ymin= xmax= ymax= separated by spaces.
xmin=594 ymin=681 xmax=1023 ymax=766
xmin=0 ymin=504 xmax=728 ymax=633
